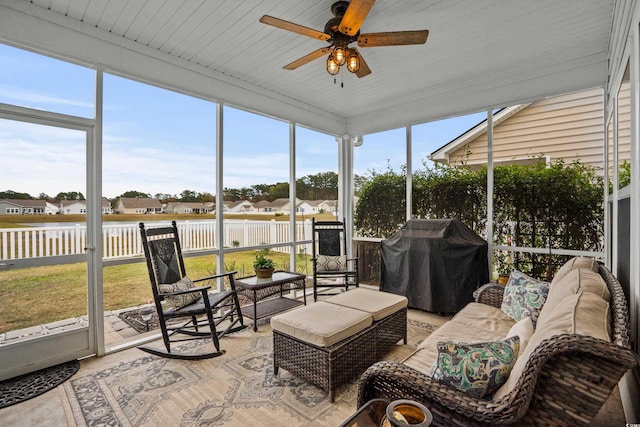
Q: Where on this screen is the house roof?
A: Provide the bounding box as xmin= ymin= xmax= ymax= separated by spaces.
xmin=228 ymin=200 xmax=253 ymax=208
xmin=0 ymin=198 xmax=46 ymax=207
xmin=0 ymin=1 xmax=615 ymax=136
xmin=253 ymin=200 xmax=272 ymax=208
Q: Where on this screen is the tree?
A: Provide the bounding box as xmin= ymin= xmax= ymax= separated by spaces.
xmin=118 ymin=190 xmax=151 ymax=199
xmin=154 ymin=193 xmax=176 ymax=203
xmin=37 ymin=192 xmax=51 ymax=200
xmin=251 ymin=184 xmax=270 ymax=200
xmin=354 ymin=168 xmax=406 ymax=238
xmin=354 ymin=174 xmax=370 ymax=196
xmin=179 ymin=189 xmax=199 ymax=202
xmin=267 ymin=182 xmax=289 ymax=201
xmin=199 ymin=192 xmax=215 ymax=202
xmin=0 ymin=190 xmax=32 ymax=199
xmin=55 ymin=191 xmax=85 ymax=200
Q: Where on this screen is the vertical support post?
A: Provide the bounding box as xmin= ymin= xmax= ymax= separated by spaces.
xmin=92 ymin=66 xmax=105 ymax=356
xmin=337 ymin=134 xmax=360 ymax=258
xmin=630 ymin=25 xmax=640 ymax=352
xmin=289 ymin=122 xmax=297 ymax=271
xmin=613 ymin=99 xmax=619 ymax=277
xmin=487 ymin=109 xmax=495 ymax=277
xmin=216 ymin=103 xmax=225 ymax=290
xmin=406 ymin=125 xmax=413 ymax=221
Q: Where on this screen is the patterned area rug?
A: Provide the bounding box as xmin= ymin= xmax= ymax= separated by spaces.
xmin=118 ymin=308 xmax=160 ymax=333
xmin=65 ymin=318 xmax=438 ymax=426
xmin=0 ymin=360 xmax=79 ymax=409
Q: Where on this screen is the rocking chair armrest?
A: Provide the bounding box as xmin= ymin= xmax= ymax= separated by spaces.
xmin=159 ymin=285 xmax=211 ymax=297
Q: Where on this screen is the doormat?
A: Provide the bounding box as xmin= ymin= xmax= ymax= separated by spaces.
xmin=0 ymin=359 xmax=79 ymax=409
xmin=118 ymin=309 xmax=160 ymax=333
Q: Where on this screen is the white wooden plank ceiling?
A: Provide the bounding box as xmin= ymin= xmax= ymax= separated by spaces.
xmin=1 ymin=0 xmax=614 ymax=135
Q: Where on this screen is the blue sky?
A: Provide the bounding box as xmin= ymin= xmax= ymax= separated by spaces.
xmin=0 ymin=43 xmax=486 ymax=199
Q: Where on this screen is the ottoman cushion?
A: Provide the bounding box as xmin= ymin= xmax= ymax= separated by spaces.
xmin=324 ymin=288 xmax=408 ymax=321
xmin=271 ymin=301 xmax=372 ymax=347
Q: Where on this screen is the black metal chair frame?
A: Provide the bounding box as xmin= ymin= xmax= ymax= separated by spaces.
xmin=311 ymin=218 xmax=359 ymax=301
xmin=139 ymin=221 xmax=246 ymax=360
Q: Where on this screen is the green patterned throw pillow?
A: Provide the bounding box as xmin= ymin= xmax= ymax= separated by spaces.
xmin=500 ymin=270 xmax=549 ymax=327
xmin=158 ymin=276 xmax=200 ymax=310
xmin=432 ymin=336 xmax=520 ymax=399
xmin=316 ymin=254 xmax=347 ymax=271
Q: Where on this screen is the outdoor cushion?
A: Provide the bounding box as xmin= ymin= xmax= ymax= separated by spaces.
xmin=551 ymin=256 xmax=599 ymax=286
xmin=315 ymin=254 xmax=347 ymax=271
xmin=506 ymin=317 xmax=534 ymax=358
xmin=430 ymin=336 xmax=520 ymax=399
xmin=500 ymin=270 xmax=549 ymax=327
xmin=537 ymin=267 xmax=610 ymax=327
xmin=405 ymin=313 xmax=512 ymax=375
xmin=270 ymin=301 xmax=372 ymax=347
xmin=158 ymin=276 xmax=200 ymax=310
xmin=451 ymin=302 xmax=516 ymax=335
xmin=493 ymin=292 xmax=611 ymax=400
xmin=324 ymin=288 xmax=408 ymax=321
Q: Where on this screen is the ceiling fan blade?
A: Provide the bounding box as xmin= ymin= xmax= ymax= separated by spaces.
xmin=358 ymin=30 xmax=429 ymax=47
xmin=283 ymin=47 xmax=332 ymax=70
xmin=260 ymin=15 xmax=330 ymax=41
xmin=354 ymin=49 xmax=372 ymax=78
xmin=339 ymin=0 xmax=376 ymax=36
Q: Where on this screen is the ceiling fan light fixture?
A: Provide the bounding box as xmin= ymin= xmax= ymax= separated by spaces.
xmin=346 ymin=49 xmax=360 ymax=73
xmin=327 ymin=54 xmax=340 ymax=75
xmin=333 ymin=40 xmax=348 ymax=66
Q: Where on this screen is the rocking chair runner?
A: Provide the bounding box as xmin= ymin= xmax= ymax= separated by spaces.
xmin=311 ymin=218 xmax=359 ymax=301
xmin=139 ymin=221 xmax=246 ymax=359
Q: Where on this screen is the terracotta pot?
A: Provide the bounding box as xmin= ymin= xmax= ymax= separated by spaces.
xmin=255 ymin=267 xmax=274 ymax=279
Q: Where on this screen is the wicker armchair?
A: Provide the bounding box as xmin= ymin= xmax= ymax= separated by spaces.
xmin=357 ymin=264 xmax=637 ymax=426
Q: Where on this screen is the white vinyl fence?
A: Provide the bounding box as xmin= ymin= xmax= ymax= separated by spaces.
xmin=0 ymin=219 xmax=312 ymax=261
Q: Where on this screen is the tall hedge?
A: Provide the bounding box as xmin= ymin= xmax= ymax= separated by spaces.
xmin=355 ymin=160 xmax=604 ymax=279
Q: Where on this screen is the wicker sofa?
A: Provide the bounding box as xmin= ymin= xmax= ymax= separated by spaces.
xmin=358 ymin=259 xmax=638 ymax=426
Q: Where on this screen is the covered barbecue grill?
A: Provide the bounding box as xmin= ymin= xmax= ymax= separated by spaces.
xmin=381 ymin=219 xmax=489 ymax=313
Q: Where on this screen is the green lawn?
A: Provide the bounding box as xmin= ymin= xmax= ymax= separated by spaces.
xmin=0 ymin=249 xmax=311 ymax=334
xmin=0 ymin=212 xmax=335 ymax=332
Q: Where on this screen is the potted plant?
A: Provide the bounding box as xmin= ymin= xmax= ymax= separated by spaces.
xmin=253 ymin=248 xmax=275 ymax=278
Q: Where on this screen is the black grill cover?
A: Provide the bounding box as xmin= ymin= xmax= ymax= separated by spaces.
xmin=381 ymin=219 xmax=489 ymax=313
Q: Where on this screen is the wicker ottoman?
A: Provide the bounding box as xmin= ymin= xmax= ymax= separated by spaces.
xmin=271 ymin=301 xmax=377 ymax=402
xmin=324 ymin=288 xmax=408 ymax=357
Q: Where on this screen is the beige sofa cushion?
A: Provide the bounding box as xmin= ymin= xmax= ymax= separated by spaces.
xmin=551 ymin=256 xmax=599 ymax=286
xmin=506 ymin=317 xmax=534 ymax=358
xmin=403 ymin=304 xmax=514 ymax=376
xmin=537 ymin=267 xmax=610 ymax=327
xmin=324 ymin=288 xmax=408 ymax=321
xmin=493 ymin=292 xmax=611 ymax=400
xmin=450 ymin=302 xmax=516 ymax=334
xmin=270 ymin=301 xmax=372 ymax=347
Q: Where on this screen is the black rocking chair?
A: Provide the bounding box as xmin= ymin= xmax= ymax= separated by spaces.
xmin=139 ymin=221 xmax=246 ymax=359
xmin=311 ymin=218 xmax=359 ymax=301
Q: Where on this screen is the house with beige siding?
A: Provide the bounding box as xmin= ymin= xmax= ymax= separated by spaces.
xmin=164 ymin=202 xmax=213 ymax=214
xmin=115 ymin=197 xmax=162 ymax=214
xmin=429 ymin=87 xmax=631 ymax=175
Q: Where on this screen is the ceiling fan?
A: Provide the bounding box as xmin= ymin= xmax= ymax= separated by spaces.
xmin=259 ymin=0 xmax=429 ymax=78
